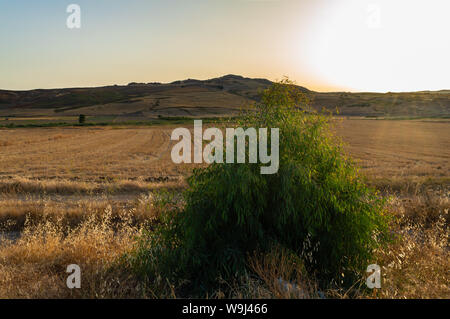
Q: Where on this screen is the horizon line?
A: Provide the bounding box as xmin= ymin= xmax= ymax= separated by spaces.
xmin=1 ymin=74 xmax=449 ymax=94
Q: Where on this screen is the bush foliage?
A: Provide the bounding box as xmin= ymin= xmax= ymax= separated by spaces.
xmin=130 ymin=79 xmax=389 ymax=293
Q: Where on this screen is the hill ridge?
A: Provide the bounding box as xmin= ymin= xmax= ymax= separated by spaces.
xmin=0 ymin=75 xmax=448 ymax=119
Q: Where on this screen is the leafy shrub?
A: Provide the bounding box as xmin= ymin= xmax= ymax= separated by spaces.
xmin=130 ymin=79 xmax=389 ymax=293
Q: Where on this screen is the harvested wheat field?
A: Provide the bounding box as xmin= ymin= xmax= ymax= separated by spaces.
xmin=0 ymin=119 xmax=448 ymax=298
xmin=0 ymin=126 xmax=182 ymax=182
xmin=334 ymin=119 xmax=450 ymax=180
xmin=1 ymin=119 xmax=448 ymax=183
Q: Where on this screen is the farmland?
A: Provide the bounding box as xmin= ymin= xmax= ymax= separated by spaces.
xmin=0 ymin=119 xmax=448 ymax=185
xmin=0 ymin=118 xmax=448 ymax=298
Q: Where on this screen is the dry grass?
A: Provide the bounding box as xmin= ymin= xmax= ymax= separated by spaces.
xmin=242 ymin=247 xmax=319 ymax=299
xmin=0 ymin=176 xmax=185 ymax=196
xmin=374 ymin=192 xmax=449 ymax=299
xmin=0 ymin=187 xmax=447 ymax=299
xmin=0 ymin=120 xmax=448 ymax=298
xmin=0 ymin=209 xmax=145 ymax=298
xmin=0 ymin=192 xmax=173 ymax=233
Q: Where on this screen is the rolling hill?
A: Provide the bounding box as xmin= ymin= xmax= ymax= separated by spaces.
xmin=0 ymin=75 xmax=448 ymax=122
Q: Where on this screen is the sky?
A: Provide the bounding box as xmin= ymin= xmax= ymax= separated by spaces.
xmin=0 ymin=0 xmax=449 ymax=92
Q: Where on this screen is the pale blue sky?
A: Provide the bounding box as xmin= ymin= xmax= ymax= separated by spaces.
xmin=1 ymin=0 xmax=449 ymax=92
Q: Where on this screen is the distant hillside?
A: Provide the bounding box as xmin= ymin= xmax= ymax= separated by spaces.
xmin=0 ymin=75 xmax=448 ymax=120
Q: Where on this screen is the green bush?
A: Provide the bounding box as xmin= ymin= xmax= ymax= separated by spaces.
xmin=130 ymin=79 xmax=389 ymax=293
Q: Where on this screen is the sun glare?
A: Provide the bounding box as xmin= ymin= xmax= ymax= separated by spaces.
xmin=303 ymin=0 xmax=450 ymax=92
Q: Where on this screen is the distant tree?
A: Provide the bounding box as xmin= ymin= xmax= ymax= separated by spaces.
xmin=78 ymin=114 xmax=86 ymax=124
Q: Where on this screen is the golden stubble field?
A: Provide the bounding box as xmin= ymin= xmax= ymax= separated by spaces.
xmin=0 ymin=119 xmax=448 ymax=298
xmin=0 ymin=119 xmax=448 ymax=182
